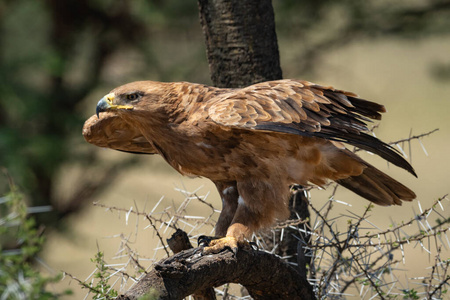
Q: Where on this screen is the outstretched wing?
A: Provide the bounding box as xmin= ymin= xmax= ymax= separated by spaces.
xmin=82 ymin=113 xmax=156 ymax=155
xmin=208 ymin=79 xmax=416 ymax=176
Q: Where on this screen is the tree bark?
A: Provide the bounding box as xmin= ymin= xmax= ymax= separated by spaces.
xmin=198 ymin=0 xmax=282 ymax=88
xmin=117 ymin=232 xmax=315 ymax=300
xmin=166 ymin=229 xmax=216 ymax=300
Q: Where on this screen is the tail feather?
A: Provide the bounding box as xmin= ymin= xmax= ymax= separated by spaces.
xmin=337 ymin=163 xmax=416 ymax=206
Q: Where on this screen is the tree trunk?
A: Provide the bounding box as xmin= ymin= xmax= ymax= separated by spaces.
xmin=198 ymin=0 xmax=282 ymax=88
xmin=197 ymin=0 xmax=313 ymax=294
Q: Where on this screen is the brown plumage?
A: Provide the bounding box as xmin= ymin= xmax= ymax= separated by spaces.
xmin=83 ymin=112 xmax=156 ymax=154
xmin=83 ymin=79 xmax=416 ymax=252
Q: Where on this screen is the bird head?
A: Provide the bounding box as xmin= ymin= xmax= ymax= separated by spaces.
xmin=96 ymin=92 xmax=134 ymax=118
xmin=95 ymin=81 xmax=170 ymax=119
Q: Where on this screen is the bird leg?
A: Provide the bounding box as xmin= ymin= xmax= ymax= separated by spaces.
xmin=214 ymin=181 xmax=239 ymax=237
xmin=203 ymin=199 xmax=253 ymax=254
xmin=202 ymin=223 xmax=251 ymax=254
xmin=201 ymin=182 xmax=241 ymax=254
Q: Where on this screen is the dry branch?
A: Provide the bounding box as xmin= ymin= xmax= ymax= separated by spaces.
xmin=167 ymin=229 xmax=216 ymax=300
xmin=117 ymin=240 xmax=315 ymax=300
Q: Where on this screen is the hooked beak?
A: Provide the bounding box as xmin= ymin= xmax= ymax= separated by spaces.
xmin=96 ymin=93 xmax=134 ymax=118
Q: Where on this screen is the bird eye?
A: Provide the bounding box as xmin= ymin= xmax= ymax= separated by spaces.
xmin=126 ymin=93 xmax=139 ymax=101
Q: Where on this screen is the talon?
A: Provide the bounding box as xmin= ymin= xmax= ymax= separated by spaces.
xmin=197 ymin=235 xmax=214 ymax=247
xmin=203 ymin=236 xmax=238 ymax=254
xmin=202 ymin=236 xmax=250 ymax=255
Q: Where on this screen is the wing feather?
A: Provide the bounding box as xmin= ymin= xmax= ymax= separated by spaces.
xmin=207 ymin=79 xmax=416 ymax=176
xmin=284 ymin=97 xmax=306 ymax=119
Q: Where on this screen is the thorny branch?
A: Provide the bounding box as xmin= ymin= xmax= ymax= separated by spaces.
xmin=389 ymin=128 xmax=439 ymax=145
xmin=79 ymin=188 xmax=449 ymax=299
xmin=144 ymin=214 xmax=171 ymax=257
xmin=347 ymin=246 xmax=386 ymax=300
xmin=355 ymin=128 xmax=438 ymax=159
xmin=307 ymin=193 xmax=449 ymax=299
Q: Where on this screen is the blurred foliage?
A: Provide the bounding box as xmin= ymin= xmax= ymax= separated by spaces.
xmin=0 ymin=0 xmax=449 ymax=230
xmin=71 ymin=251 xmax=119 ymax=300
xmin=87 ymin=251 xmax=118 ymax=300
xmin=0 ymin=0 xmax=204 ymax=227
xmin=273 ymin=0 xmax=450 ymax=74
xmin=0 ymin=179 xmax=72 ymax=299
xmin=275 ymin=0 xmax=450 ymax=37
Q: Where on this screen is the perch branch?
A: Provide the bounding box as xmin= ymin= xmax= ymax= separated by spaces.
xmin=117 ymin=243 xmax=315 ymax=300
xmin=166 ymin=229 xmax=216 ymax=300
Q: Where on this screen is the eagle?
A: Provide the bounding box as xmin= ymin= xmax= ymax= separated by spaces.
xmin=83 ymin=79 xmax=416 ymax=253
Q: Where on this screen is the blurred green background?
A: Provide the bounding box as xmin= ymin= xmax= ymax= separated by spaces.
xmin=1 ymin=0 xmax=450 ymax=298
